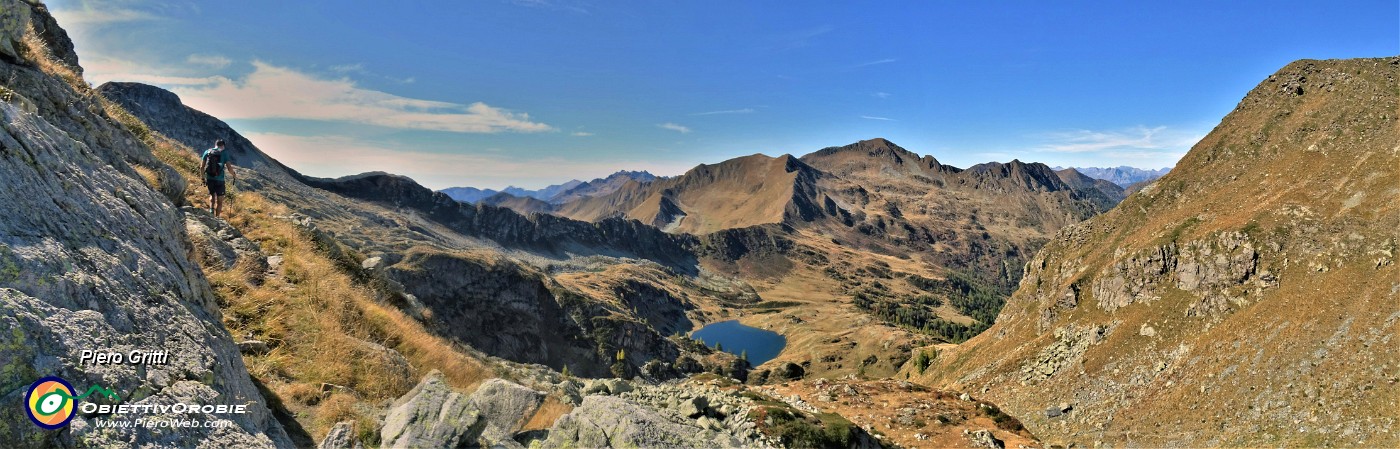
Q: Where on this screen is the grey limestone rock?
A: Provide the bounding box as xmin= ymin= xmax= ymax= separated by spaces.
xmin=0 ymin=2 xmax=291 ymax=446
xmin=968 ymin=429 xmax=1005 ymax=449
xmin=467 ymin=378 xmax=545 ymax=445
xmin=380 ymin=371 xmax=486 ymax=449
xmin=539 ymin=395 xmax=743 ymax=449
xmin=318 ymin=421 xmax=364 ymax=449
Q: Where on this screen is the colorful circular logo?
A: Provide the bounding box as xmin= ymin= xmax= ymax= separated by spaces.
xmin=25 ymin=376 xmax=76 ymax=430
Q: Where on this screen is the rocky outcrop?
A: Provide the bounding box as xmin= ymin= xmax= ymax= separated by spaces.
xmin=386 ymin=249 xmax=609 ymax=376
xmin=928 ymin=57 xmax=1400 ymax=448
xmin=466 ymin=379 xmax=545 ymax=444
xmin=0 ymin=1 xmax=79 ymax=75
xmin=968 ymin=429 xmax=1005 ymax=449
xmin=696 ymin=224 xmax=795 ymax=263
xmin=184 ymin=207 xmax=265 ymax=272
xmin=540 ymin=395 xmax=747 ymax=449
xmin=318 ymin=421 xmax=363 ymax=449
xmin=377 ymin=371 xmax=776 ymax=449
xmin=97 ymin=82 xmax=297 ymax=181
xmin=1091 ymin=231 xmax=1264 ymax=316
xmin=0 ymin=2 xmax=290 ymax=446
xmin=380 ymin=371 xmax=487 ymax=449
xmin=1020 ymin=324 xmax=1110 ymax=381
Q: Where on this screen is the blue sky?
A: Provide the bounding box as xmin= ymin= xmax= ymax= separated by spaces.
xmin=50 ymin=1 xmax=1398 ymax=189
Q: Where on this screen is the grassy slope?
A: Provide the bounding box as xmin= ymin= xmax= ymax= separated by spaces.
xmin=98 ymin=94 xmax=569 ymax=444
xmin=917 ymin=57 xmax=1400 ymax=447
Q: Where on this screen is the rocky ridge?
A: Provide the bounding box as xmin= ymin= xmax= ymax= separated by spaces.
xmin=922 ymin=57 xmax=1400 ymax=447
xmin=0 ymin=2 xmax=290 ymax=446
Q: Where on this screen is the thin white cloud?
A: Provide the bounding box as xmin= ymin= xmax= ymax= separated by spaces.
xmin=1026 ymin=125 xmax=1204 ymax=169
xmin=860 ymin=115 xmax=895 ymax=121
xmin=1037 ymin=126 xmax=1203 ymax=154
xmin=571 ymin=131 xmax=594 ymax=137
xmin=658 ymin=122 xmax=691 ymax=133
xmin=872 ymin=92 xmax=891 ymax=99
xmin=245 ymin=132 xmax=692 ymax=190
xmin=851 ymin=58 xmax=897 ymax=69
xmin=81 ymin=56 xmax=223 ymax=86
xmin=691 ymin=108 xmax=755 ymax=116
xmin=766 ymin=25 xmax=835 ymax=51
xmin=326 ymin=63 xmax=415 ymax=84
xmin=48 ymin=3 xmax=157 ymax=27
xmin=186 ymin=54 xmax=231 ymax=69
xmin=329 ymin=63 xmax=365 ymax=73
xmin=167 ymin=61 xmax=552 ymax=133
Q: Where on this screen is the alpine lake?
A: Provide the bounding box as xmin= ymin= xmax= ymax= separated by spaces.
xmin=690 ymin=320 xmax=787 ymax=366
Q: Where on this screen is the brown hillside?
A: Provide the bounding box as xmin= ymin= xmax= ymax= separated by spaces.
xmin=560 ymin=153 xmax=828 ymax=234
xmin=918 ymin=57 xmax=1400 ymax=447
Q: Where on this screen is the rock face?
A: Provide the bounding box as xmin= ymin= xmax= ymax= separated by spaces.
xmin=380 ymin=371 xmax=486 ymax=449
xmin=97 ymin=82 xmax=296 ymax=181
xmin=0 ymin=2 xmax=289 ymax=447
xmin=317 ymin=421 xmax=363 ymax=449
xmin=540 ymin=395 xmax=744 ymax=449
xmin=925 ymin=58 xmax=1400 ymax=447
xmin=0 ymin=1 xmax=80 ymax=75
xmin=466 ymin=379 xmax=545 ymax=444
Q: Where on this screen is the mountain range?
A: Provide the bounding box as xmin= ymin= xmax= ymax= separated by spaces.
xmin=441 ymin=170 xmax=658 ymax=204
xmin=1055 ymin=165 xmax=1171 ymax=187
xmin=3 ymin=2 xmax=1395 ymax=447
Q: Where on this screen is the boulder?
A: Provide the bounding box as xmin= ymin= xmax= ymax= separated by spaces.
xmin=467 ymin=378 xmax=545 ymax=444
xmin=602 ymin=378 xmax=634 ymax=395
xmin=680 ymin=395 xmax=710 ymax=418
xmin=968 ymin=429 xmax=1005 ymax=449
xmin=539 ymin=396 xmax=742 ymax=449
xmin=238 ymin=340 xmax=270 ymax=355
xmin=380 ymin=371 xmax=486 ymax=449
xmin=318 ymin=421 xmax=363 ymax=449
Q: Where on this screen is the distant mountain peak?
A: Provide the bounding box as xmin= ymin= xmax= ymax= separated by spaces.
xmin=1053 ymin=166 xmax=1171 ymax=187
xmin=799 ymin=138 xmax=950 ymax=177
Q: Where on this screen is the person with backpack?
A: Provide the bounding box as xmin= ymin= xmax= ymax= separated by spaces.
xmin=201 ymin=139 xmax=238 ymax=216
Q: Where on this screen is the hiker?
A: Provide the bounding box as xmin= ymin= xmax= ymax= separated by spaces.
xmin=201 ymin=139 xmax=237 ymax=216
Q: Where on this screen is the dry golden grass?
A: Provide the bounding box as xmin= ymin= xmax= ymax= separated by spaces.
xmin=127 ymin=116 xmax=494 ymax=441
xmin=520 ymin=396 xmax=573 ymax=432
xmin=202 ymin=190 xmax=493 ymax=438
xmin=21 ymin=22 xmax=503 ymax=443
xmin=19 ymin=23 xmax=85 ymax=91
xmin=919 ymin=58 xmax=1400 ymax=448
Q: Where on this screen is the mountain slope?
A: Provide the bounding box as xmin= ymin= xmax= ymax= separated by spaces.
xmin=920 ymin=57 xmax=1400 ymax=447
xmin=0 ymin=4 xmax=291 ymax=446
xmin=557 ymin=154 xmax=830 ymax=234
xmin=1054 ymin=168 xmax=1127 ymax=211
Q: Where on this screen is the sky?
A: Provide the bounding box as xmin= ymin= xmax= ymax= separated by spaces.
xmin=48 ymin=1 xmax=1399 ymax=190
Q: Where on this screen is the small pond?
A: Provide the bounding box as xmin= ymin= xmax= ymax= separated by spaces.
xmin=690 ymin=320 xmax=786 ymax=366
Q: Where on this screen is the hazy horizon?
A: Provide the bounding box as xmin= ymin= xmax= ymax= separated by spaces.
xmin=49 ymin=0 xmax=1396 ymax=189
